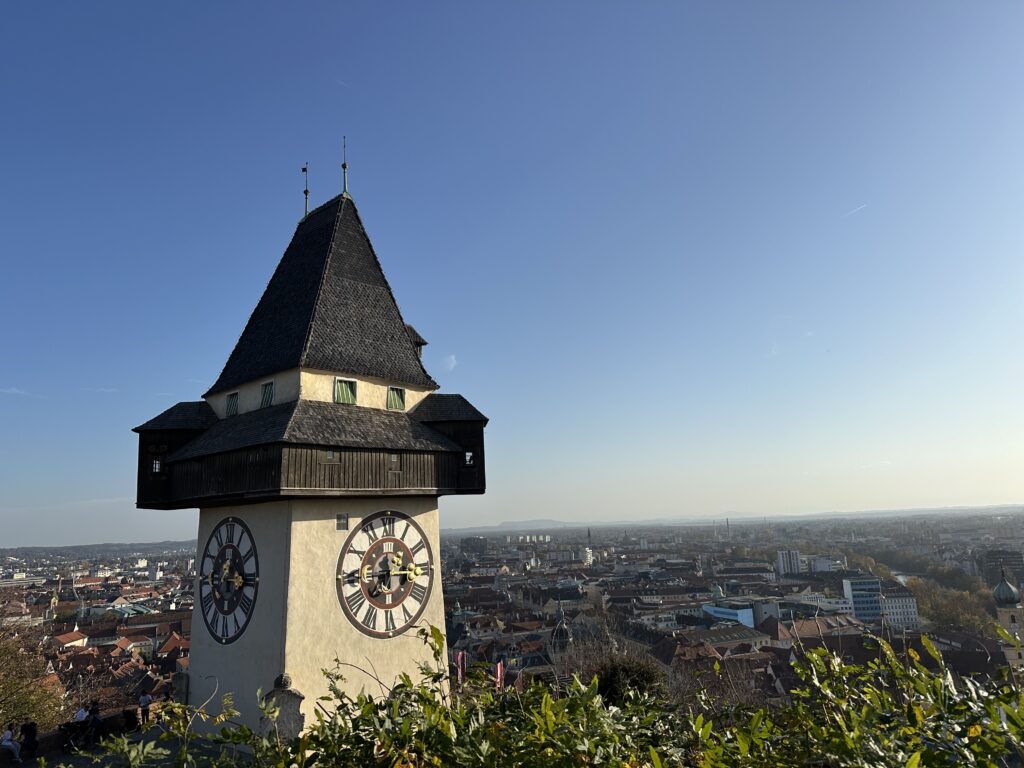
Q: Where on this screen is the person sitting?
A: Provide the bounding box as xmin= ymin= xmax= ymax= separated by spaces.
xmin=18 ymin=723 xmax=37 ymax=761
xmin=85 ymin=702 xmax=102 ymax=745
xmin=0 ymin=723 xmax=22 ymax=764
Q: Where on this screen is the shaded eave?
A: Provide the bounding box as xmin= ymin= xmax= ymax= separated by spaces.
xmin=167 ymin=399 xmax=462 ymax=462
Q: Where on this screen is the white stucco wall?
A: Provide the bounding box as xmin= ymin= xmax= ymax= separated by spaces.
xmin=188 ymin=503 xmax=293 ymax=725
xmin=188 ymin=497 xmax=446 ymax=730
xmin=205 ymin=368 xmax=431 ymax=419
xmin=298 ymin=369 xmax=431 ymax=411
xmin=206 ymin=369 xmax=301 ymax=418
xmin=284 ymin=497 xmax=446 ymax=720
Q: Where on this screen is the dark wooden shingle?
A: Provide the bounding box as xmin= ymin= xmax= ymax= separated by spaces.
xmin=205 ymin=195 xmax=437 ymax=396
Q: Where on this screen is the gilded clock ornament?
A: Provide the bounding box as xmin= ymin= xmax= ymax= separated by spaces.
xmin=198 ymin=516 xmax=259 ymax=644
xmin=336 ymin=511 xmax=434 ymax=638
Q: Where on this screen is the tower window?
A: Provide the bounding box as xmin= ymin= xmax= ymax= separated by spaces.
xmin=387 ymin=386 xmax=405 ymax=411
xmin=334 ymin=378 xmax=357 ymax=405
xmin=465 ymin=452 xmax=475 ymax=467
xmin=226 ymin=392 xmax=239 ymax=416
xmin=260 ymin=381 xmax=275 ymax=409
xmin=151 ymin=458 xmax=163 ymax=474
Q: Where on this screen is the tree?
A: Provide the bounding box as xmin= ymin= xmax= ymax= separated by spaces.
xmin=0 ymin=621 xmax=65 ymax=731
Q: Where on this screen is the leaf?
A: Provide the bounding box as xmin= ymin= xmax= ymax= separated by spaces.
xmin=649 ymin=746 xmax=663 ymax=768
xmin=906 ymin=751 xmax=922 ymax=768
xmin=920 ymin=634 xmax=943 ymax=665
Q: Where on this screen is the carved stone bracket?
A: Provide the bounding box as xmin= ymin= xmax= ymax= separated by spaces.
xmin=260 ymin=672 xmax=306 ymax=741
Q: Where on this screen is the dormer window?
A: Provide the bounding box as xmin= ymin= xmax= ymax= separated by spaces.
xmin=260 ymin=381 xmax=275 ymax=409
xmin=151 ymin=459 xmax=163 ymax=474
xmin=226 ymin=393 xmax=239 ymax=417
xmin=387 ymin=386 xmax=405 ymax=411
xmin=334 ymin=378 xmax=357 ymax=405
xmin=465 ymin=452 xmax=475 ymax=467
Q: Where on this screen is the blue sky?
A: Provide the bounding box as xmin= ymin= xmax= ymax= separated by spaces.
xmin=1 ymin=3 xmax=1022 ymax=546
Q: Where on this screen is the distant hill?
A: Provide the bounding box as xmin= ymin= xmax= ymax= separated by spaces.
xmin=0 ymin=540 xmax=196 ymax=560
xmin=442 ymin=504 xmax=1024 ymax=534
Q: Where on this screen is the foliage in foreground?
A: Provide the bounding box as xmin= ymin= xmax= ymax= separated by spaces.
xmin=81 ymin=629 xmax=1024 ymax=768
xmin=0 ymin=619 xmax=65 ymax=731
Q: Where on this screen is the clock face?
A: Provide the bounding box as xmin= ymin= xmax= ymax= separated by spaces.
xmin=198 ymin=516 xmax=259 ymax=644
xmin=336 ymin=511 xmax=434 ymax=639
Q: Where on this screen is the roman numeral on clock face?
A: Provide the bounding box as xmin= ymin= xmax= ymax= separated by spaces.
xmin=224 ymin=522 xmax=236 ymax=543
xmin=410 ymin=582 xmax=427 ymax=604
xmin=381 ymin=516 xmax=396 ymax=537
xmin=201 ymin=590 xmax=214 ymax=615
xmin=384 ymin=610 xmax=397 ymax=633
xmin=239 ymin=594 xmax=254 ymax=615
xmin=346 ymin=590 xmax=366 ymax=616
xmin=410 ymin=540 xmax=426 ymax=556
xmin=362 ymin=521 xmax=379 ymax=543
xmin=362 ymin=605 xmax=378 ymax=630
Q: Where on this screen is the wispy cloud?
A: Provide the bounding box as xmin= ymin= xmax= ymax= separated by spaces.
xmin=443 ymin=354 xmax=458 ymax=372
xmin=843 ymin=203 xmax=868 ymax=217
xmin=0 ymin=386 xmax=31 ymax=396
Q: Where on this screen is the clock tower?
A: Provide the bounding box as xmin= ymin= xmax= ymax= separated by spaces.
xmin=133 ymin=189 xmax=486 ymax=727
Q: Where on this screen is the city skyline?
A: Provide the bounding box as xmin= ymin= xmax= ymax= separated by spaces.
xmin=2 ymin=3 xmax=1023 ymax=546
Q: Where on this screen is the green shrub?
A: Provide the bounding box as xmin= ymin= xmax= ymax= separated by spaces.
xmin=75 ymin=628 xmax=1024 ymax=768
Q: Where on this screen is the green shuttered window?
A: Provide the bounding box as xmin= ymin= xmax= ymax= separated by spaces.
xmin=387 ymin=386 xmax=405 ymax=411
xmin=334 ymin=378 xmax=356 ymax=405
xmin=226 ymin=392 xmax=239 ymax=416
xmin=260 ymin=381 xmax=274 ymax=409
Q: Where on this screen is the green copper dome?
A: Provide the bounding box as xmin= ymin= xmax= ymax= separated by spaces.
xmin=993 ymin=573 xmax=1020 ymax=608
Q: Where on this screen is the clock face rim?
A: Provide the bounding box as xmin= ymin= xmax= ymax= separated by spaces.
xmin=198 ymin=515 xmax=259 ymax=645
xmin=335 ymin=510 xmax=434 ymax=640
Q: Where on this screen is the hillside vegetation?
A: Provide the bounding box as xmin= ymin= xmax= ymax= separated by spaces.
xmin=87 ymin=628 xmax=1024 ymax=768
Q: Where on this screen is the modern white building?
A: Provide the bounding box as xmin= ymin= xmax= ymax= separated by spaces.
xmin=880 ymin=589 xmax=920 ymax=631
xmin=776 ymin=550 xmax=802 ymax=576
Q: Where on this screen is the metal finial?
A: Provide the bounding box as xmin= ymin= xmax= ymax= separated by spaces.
xmin=342 ymin=136 xmax=350 ymax=198
xmin=301 ymin=163 xmax=309 ymax=217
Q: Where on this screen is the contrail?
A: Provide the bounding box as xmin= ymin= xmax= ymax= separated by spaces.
xmin=843 ymin=203 xmax=868 ymax=217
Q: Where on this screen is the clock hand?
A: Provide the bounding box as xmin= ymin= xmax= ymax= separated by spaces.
xmin=359 ymin=563 xmax=429 ymax=582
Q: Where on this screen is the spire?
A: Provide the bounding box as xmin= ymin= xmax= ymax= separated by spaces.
xmin=341 ymin=136 xmax=350 ymax=199
xmin=206 ymin=194 xmax=437 ymax=396
xmin=302 ymin=163 xmax=309 ymax=218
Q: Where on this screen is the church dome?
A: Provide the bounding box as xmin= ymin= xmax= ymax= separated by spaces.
xmin=551 ymin=604 xmax=573 ymax=652
xmin=993 ymin=573 xmax=1020 ymax=608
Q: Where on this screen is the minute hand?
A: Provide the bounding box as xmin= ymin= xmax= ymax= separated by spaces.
xmin=360 ymin=564 xmax=429 ymax=582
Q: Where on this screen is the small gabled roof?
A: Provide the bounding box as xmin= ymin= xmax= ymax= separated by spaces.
xmin=168 ymin=400 xmax=461 ymax=461
xmin=133 ymin=401 xmax=217 ymax=432
xmin=206 ymin=195 xmax=437 ymax=396
xmin=409 ymin=394 xmax=488 ymax=424
xmin=405 ymin=324 xmax=427 ymax=346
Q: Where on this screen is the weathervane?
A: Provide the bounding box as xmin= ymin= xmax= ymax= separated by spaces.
xmin=342 ymin=136 xmax=350 ymax=199
xmin=302 ymin=163 xmax=309 ymax=217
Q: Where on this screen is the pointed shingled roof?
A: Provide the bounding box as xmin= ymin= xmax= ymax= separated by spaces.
xmin=206 ymin=194 xmax=438 ymax=396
